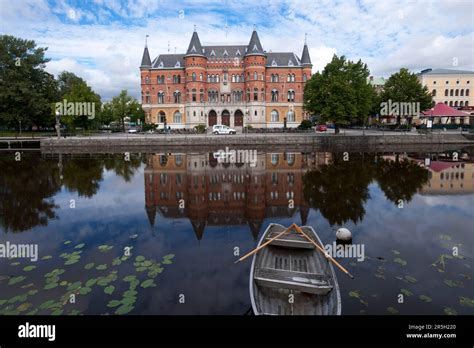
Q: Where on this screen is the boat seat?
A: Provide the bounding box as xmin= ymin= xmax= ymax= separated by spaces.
xmin=254 ymin=267 xmax=333 ymax=295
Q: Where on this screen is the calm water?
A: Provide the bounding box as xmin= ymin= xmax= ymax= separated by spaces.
xmin=0 ymin=149 xmax=473 ymax=315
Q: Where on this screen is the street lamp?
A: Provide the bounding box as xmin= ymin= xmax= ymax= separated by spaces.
xmin=55 ymin=110 xmax=61 ymax=138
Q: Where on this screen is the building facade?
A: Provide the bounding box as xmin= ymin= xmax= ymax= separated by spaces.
xmin=417 ymin=68 xmax=473 ymax=108
xmin=140 ymin=29 xmax=312 ymax=129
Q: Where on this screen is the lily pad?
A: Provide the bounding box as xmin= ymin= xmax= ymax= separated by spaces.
xmin=41 ymin=255 xmax=53 ymax=260
xmin=40 ymin=300 xmax=57 ymax=309
xmin=391 ymin=249 xmax=401 ymax=255
xmin=444 ymin=307 xmax=457 ymax=315
xmin=140 ymin=279 xmax=156 ymax=288
xmin=112 ymin=258 xmax=122 ymax=266
xmin=121 ymin=296 xmax=137 ymax=306
xmin=107 ymin=300 xmax=122 ymax=308
xmin=67 ymin=281 xmax=82 ymax=291
xmin=64 ymin=240 xmax=72 ymax=245
xmin=98 ymin=245 xmax=114 ymax=252
xmin=439 ymin=234 xmax=452 ymax=240
xmin=27 ymin=289 xmax=38 ymax=296
xmin=8 ymin=276 xmax=26 ymax=286
xmin=400 ymin=289 xmax=413 ymax=297
xmin=130 ymin=234 xmax=138 ymax=239
xmin=84 ymin=263 xmax=95 ymax=270
xmin=444 ymin=279 xmax=463 ymax=288
xmin=96 ymin=264 xmax=107 ymax=271
xmin=79 ymin=287 xmax=92 ymax=295
xmin=349 ymin=290 xmax=361 ymax=298
xmin=10 ymin=262 xmax=20 ymax=266
xmin=17 ymin=303 xmax=33 ymax=312
xmin=104 ymin=286 xmax=115 ymax=295
xmin=419 ymin=295 xmax=432 ymax=303
xmin=115 ymin=304 xmax=134 ymax=315
xmin=44 ymin=282 xmax=58 ymax=290
xmin=23 ymin=265 xmax=36 ymax=272
xmin=51 ymin=309 xmax=63 ymax=315
xmin=405 ymin=276 xmax=418 ymax=283
xmin=387 ymin=307 xmax=399 ymax=314
xmin=85 ymin=279 xmax=97 ymax=287
xmin=74 ymin=243 xmax=85 ymax=249
xmin=459 ymin=296 xmax=474 ymax=307
xmin=393 ymin=258 xmax=407 ymax=266
xmin=135 ymin=255 xmax=145 ymax=262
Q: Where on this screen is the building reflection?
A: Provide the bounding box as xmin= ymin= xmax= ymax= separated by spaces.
xmin=420 ymin=161 xmax=474 ymax=195
xmin=144 ymin=152 xmax=332 ymax=240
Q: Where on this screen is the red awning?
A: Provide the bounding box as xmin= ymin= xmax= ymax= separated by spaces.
xmin=422 ymin=103 xmax=470 ymax=117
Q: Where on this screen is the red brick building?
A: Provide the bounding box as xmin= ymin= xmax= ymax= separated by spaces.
xmin=140 ymin=29 xmax=312 ymax=129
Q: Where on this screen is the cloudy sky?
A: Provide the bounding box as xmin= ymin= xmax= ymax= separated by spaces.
xmin=1 ymin=0 xmax=473 ymax=101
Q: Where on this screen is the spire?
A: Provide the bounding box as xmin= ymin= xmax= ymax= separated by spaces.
xmin=140 ymin=38 xmax=151 ymax=67
xmin=301 ymin=38 xmax=312 ymax=66
xmin=145 ymin=205 xmax=156 ymax=227
xmin=245 ymin=29 xmax=265 ymax=56
xmin=185 ymin=29 xmax=205 ymax=56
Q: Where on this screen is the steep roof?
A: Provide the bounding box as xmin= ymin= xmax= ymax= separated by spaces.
xmin=152 ymin=54 xmax=185 ymax=69
xmin=266 ymin=52 xmax=301 ymax=67
xmin=245 ymin=30 xmax=265 ymax=56
xmin=140 ymin=46 xmax=152 ymax=67
xmin=300 ymin=43 xmax=311 ymax=66
xmin=186 ymin=31 xmax=205 ymax=56
xmin=421 ymin=102 xmax=470 ymax=117
xmin=202 ymin=45 xmax=247 ymax=58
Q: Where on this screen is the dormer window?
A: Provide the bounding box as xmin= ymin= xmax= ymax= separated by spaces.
xmin=252 ymin=44 xmax=258 ymax=52
xmin=175 ymin=61 xmax=180 ymax=68
xmin=223 ymin=49 xmax=228 ymax=57
xmin=210 ymin=50 xmax=216 ymax=56
xmin=191 ymin=45 xmax=197 ymax=53
xmin=288 ymin=59 xmax=294 ymax=66
xmin=271 ymin=59 xmax=277 ymax=67
xmin=236 ymin=49 xmax=241 ymax=56
xmin=158 ymin=61 xmax=164 ymax=68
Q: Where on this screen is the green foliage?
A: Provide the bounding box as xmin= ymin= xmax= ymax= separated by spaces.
xmin=297 ymin=119 xmax=313 ymax=130
xmin=194 ymin=124 xmax=206 ymax=134
xmin=0 ymin=35 xmax=58 ymax=130
xmin=304 ymin=55 xmax=375 ymax=133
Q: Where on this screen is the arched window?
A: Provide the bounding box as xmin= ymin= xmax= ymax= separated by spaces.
xmin=253 ymin=72 xmax=257 ymax=80
xmin=246 ymin=88 xmax=250 ymax=102
xmin=271 ymin=154 xmax=279 ymax=165
xmin=232 ymin=74 xmax=235 ymax=82
xmin=432 ymin=89 xmax=436 ymax=96
xmin=200 ymin=73 xmax=203 ymax=81
xmin=455 ymin=89 xmax=459 ymax=96
xmin=271 ymin=74 xmax=274 ymax=82
xmin=271 ymin=89 xmax=279 ymax=102
xmin=466 ymin=89 xmax=470 ymax=96
xmin=450 ymin=89 xmax=454 ymax=96
xmin=287 ymin=90 xmax=295 ymax=102
xmin=158 ymin=91 xmax=165 ymax=104
xmin=287 ymin=74 xmax=291 ymax=82
xmin=145 ymin=91 xmax=150 ymax=104
xmin=466 ymin=100 xmax=469 ymax=106
xmin=261 ymin=88 xmax=265 ymax=101
xmin=192 ymin=72 xmax=196 ymax=81
xmin=158 ymin=111 xmax=166 ymax=123
xmin=445 ymin=89 xmax=448 ymax=96
xmin=275 ymin=74 xmax=279 ymax=82
xmin=216 ymin=74 xmax=220 ymax=82
xmin=200 ymin=89 xmax=204 ymax=102
xmin=287 ymin=110 xmax=295 ymax=122
xmin=271 ymin=109 xmax=279 ymax=122
xmin=460 ymin=89 xmax=464 ymax=96
xmin=449 ymin=101 xmax=453 ymax=106
xmin=291 ymin=74 xmax=295 ymax=82
xmin=192 ymin=88 xmax=196 ymax=102
xmin=207 ymin=74 xmax=210 ymax=82
xmin=236 ymin=74 xmax=240 ymax=82
xmin=173 ymin=111 xmax=182 ymax=123
xmin=460 ymin=101 xmax=464 ymax=107
xmin=303 ymin=73 xmax=307 ymax=82
xmin=454 ymin=101 xmax=458 ymax=107
xmin=174 ymin=91 xmax=181 ymax=103
xmin=254 ymin=88 xmax=258 ymax=101
xmin=286 ymin=154 xmax=295 ymax=165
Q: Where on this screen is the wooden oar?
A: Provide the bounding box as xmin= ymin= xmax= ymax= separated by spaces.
xmin=293 ymin=224 xmax=354 ymax=279
xmin=234 ymin=223 xmax=296 ymax=264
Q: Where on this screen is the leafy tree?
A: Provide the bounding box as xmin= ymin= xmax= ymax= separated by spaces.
xmin=111 ymin=90 xmax=134 ymax=131
xmin=380 ymin=68 xmax=433 ymax=124
xmin=98 ymin=102 xmax=115 ymax=126
xmin=304 ymin=55 xmax=374 ymax=133
xmin=0 ymin=35 xmax=58 ymax=131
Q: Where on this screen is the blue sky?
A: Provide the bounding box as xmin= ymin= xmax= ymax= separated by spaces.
xmin=1 ymin=0 xmax=473 ymax=101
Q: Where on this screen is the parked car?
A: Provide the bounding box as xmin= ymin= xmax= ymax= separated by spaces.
xmin=213 ymin=124 xmax=236 ymax=135
xmin=315 ymin=124 xmax=327 ymax=132
xmin=128 ymin=128 xmax=137 ymax=134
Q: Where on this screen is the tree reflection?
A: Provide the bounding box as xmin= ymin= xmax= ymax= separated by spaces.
xmin=303 ymin=154 xmax=374 ymax=226
xmin=374 ymin=155 xmax=429 ymax=205
xmin=62 ymin=159 xmax=104 ymax=198
xmin=0 ymin=154 xmax=60 ymax=232
xmin=103 ymin=154 xmax=142 ymax=182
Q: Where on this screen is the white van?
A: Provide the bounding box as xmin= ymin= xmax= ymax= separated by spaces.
xmin=213 ymin=124 xmax=236 ymax=135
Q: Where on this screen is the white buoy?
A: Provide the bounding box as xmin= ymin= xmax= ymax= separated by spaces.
xmin=336 ymin=228 xmax=352 ymax=242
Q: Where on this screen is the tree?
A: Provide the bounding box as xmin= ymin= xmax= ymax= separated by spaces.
xmin=0 ymin=35 xmax=58 ymax=131
xmin=56 ymin=71 xmax=101 ymax=130
xmin=381 ymin=68 xmax=433 ymax=125
xmin=304 ymin=55 xmax=374 ymax=134
xmin=111 ymin=90 xmax=135 ymax=131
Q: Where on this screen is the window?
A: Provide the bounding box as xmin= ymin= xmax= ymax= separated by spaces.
xmin=254 ymin=88 xmax=258 ymax=101
xmin=200 ymin=89 xmax=204 ymax=102
xmin=454 ymin=101 xmax=458 ymax=107
xmin=200 ymin=73 xmax=203 ymax=81
xmin=270 ymin=74 xmax=274 ymax=82
xmin=466 ymin=101 xmax=469 ymax=106
xmin=455 ymin=89 xmax=459 ymax=96
xmin=287 ymin=74 xmax=291 ymax=82
xmin=173 ymin=111 xmax=182 ymax=123
xmin=287 ymin=90 xmax=295 ymax=102
xmin=253 ymin=72 xmax=257 ymax=80
xmin=449 ymin=101 xmax=453 ymax=106
xmin=145 ymin=76 xmax=150 ymax=84
xmin=303 ymin=73 xmax=307 ymax=82
xmin=145 ymin=92 xmax=150 ymax=104
xmin=271 ymin=154 xmax=279 ymax=165
xmin=432 ymin=89 xmax=436 ymax=96
xmin=159 ymin=111 xmax=166 ymax=123
xmin=173 ymin=75 xmax=181 ymax=84
xmin=450 ymin=89 xmax=454 ymax=96
xmin=192 ymin=72 xmax=196 ymax=81
xmin=216 ymin=74 xmax=220 ymax=82
xmin=460 ymin=101 xmax=464 ymax=107
xmin=287 ymin=111 xmax=295 ymax=122
xmin=246 ymin=89 xmax=250 ymax=102
xmin=291 ymin=74 xmax=295 ymax=82
xmin=271 ymin=173 xmax=278 ymax=184
xmin=174 ymin=91 xmax=181 ymax=103
xmin=460 ymin=89 xmax=464 ymax=96
xmin=271 ymin=110 xmax=279 ymax=122
xmin=157 ymin=75 xmax=165 ymax=84
xmin=192 ymin=88 xmax=196 ymax=102
xmin=466 ymin=89 xmax=470 ymax=96
xmin=158 ymin=91 xmax=165 ymax=104
xmin=445 ymin=89 xmax=448 ymax=96
xmin=232 ymin=74 xmax=235 ymax=83
xmin=271 ymin=89 xmax=279 ymax=102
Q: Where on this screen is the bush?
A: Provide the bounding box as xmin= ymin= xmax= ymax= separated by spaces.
xmin=297 ymin=120 xmax=313 ymax=130
xmin=194 ymin=124 xmax=206 ymax=134
xmin=142 ymin=123 xmax=156 ymax=132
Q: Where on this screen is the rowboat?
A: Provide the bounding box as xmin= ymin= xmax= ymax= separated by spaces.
xmin=249 ymin=223 xmax=341 ymax=315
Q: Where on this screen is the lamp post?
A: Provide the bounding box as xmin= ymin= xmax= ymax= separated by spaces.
xmin=55 ymin=110 xmax=61 ymax=138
